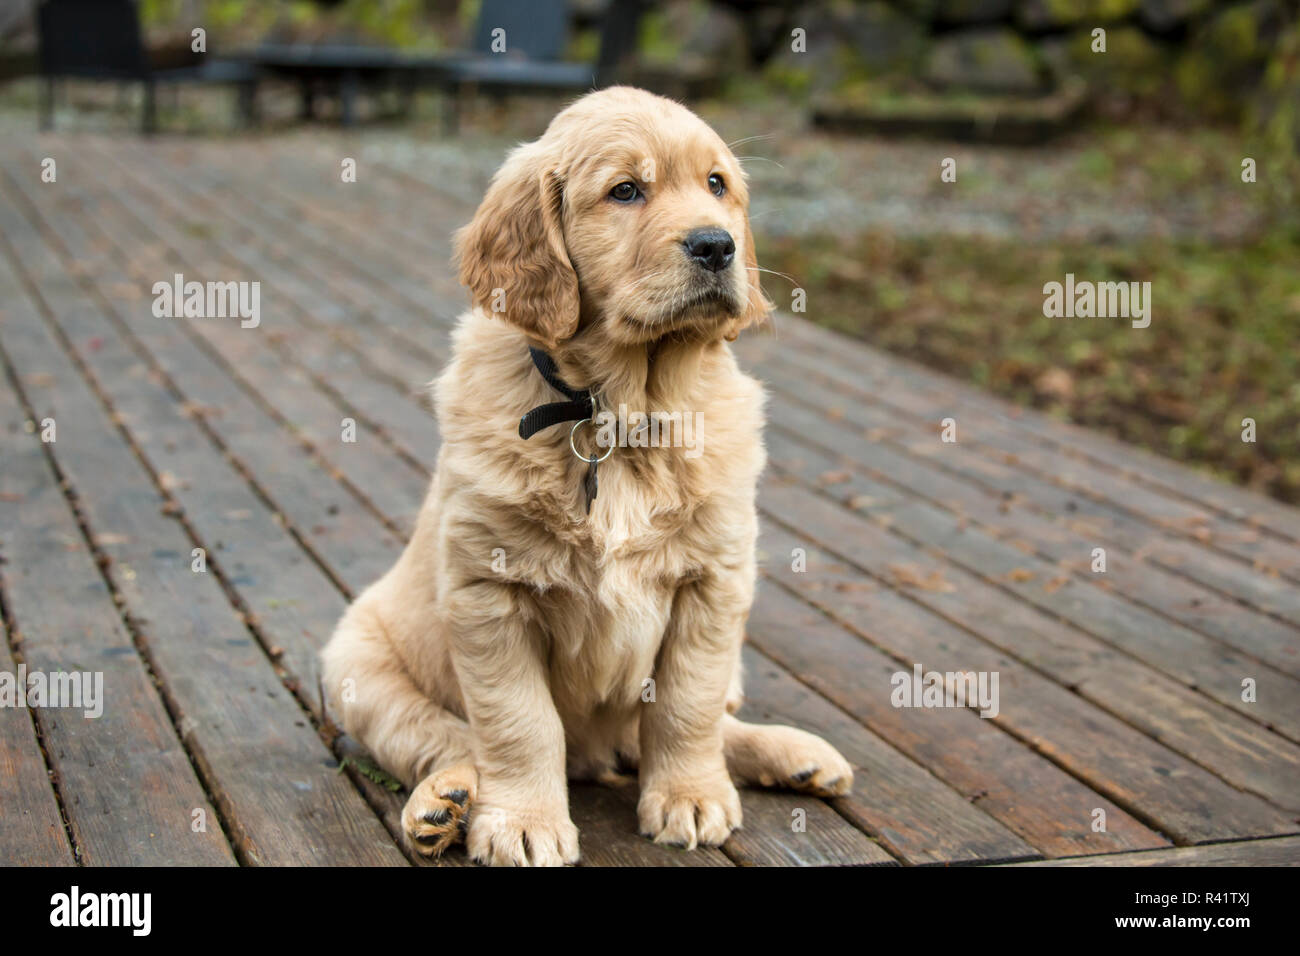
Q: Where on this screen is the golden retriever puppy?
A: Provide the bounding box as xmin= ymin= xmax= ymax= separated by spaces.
xmin=321 ymin=86 xmax=853 ymax=866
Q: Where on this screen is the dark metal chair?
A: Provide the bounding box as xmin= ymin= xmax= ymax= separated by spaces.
xmin=435 ymin=0 xmax=644 ymax=131
xmin=35 ymin=0 xmax=259 ymax=133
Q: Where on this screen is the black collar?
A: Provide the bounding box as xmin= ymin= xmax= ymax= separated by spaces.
xmin=518 ymin=347 xmax=595 ymax=440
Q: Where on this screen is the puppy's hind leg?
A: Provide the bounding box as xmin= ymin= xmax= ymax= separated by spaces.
xmin=722 ymin=714 xmax=854 ymax=798
xmin=322 ymin=604 xmax=477 ymax=858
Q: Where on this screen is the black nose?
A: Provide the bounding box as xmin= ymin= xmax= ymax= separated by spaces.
xmin=682 ymin=228 xmax=735 ymax=273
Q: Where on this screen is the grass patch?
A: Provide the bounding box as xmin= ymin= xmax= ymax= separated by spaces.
xmin=762 ymin=227 xmax=1300 ymax=504
xmin=338 ymin=755 xmax=403 ymax=792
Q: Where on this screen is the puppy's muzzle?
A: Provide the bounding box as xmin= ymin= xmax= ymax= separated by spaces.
xmin=682 ymin=228 xmax=735 ymax=274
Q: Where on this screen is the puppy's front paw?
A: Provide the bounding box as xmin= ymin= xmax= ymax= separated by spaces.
xmin=466 ymin=804 xmax=580 ymax=867
xmin=401 ymin=763 xmax=477 ymax=858
xmin=638 ymin=776 xmax=742 ymax=850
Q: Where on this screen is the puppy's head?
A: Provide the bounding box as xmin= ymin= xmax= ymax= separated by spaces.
xmin=455 ymin=87 xmax=771 ymax=352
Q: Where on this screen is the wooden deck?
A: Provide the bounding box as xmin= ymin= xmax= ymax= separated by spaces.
xmin=1 ymin=129 xmax=1298 ymax=867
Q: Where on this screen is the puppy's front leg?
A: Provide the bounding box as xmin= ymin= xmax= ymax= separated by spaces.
xmin=638 ymin=572 xmax=749 ymax=849
xmin=447 ymin=581 xmax=578 ymax=866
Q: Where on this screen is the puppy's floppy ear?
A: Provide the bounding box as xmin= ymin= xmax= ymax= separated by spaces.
xmin=722 ymin=215 xmax=774 ymax=342
xmin=454 ymin=145 xmax=579 ymax=350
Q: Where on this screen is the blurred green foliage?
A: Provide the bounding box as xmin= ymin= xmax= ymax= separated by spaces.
xmin=762 ymin=117 xmax=1299 ymax=503
xmin=139 ymin=0 xmax=458 ymax=50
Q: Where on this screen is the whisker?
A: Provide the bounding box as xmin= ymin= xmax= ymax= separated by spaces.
xmin=624 ymin=271 xmax=668 ymax=294
xmin=745 ymin=265 xmax=800 ymax=286
xmin=735 ymin=155 xmax=785 ymax=170
xmin=727 ymin=133 xmax=776 ymax=149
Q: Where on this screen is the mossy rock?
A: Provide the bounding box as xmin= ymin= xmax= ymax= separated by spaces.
xmin=924 ymin=28 xmax=1047 ymax=94
xmin=932 ymin=0 xmax=1015 ymax=26
xmin=1060 ymin=25 xmax=1172 ymax=100
xmin=637 ymin=0 xmax=749 ymax=68
xmin=1016 ymin=0 xmax=1141 ymax=31
xmin=813 ymin=76 xmax=1088 ymax=143
xmin=1248 ymin=16 xmax=1300 ymax=207
xmin=840 ymin=2 xmax=930 ymax=79
xmin=763 ymin=1 xmax=929 ymax=98
xmin=1139 ymin=0 xmax=1214 ymax=34
xmin=1176 ymin=0 xmax=1285 ymax=120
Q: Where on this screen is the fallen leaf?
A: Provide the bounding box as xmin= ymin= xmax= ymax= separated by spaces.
xmin=888 ymin=563 xmax=956 ymax=592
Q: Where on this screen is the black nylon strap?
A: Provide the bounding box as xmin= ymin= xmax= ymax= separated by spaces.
xmin=518 ymin=347 xmax=595 ymax=440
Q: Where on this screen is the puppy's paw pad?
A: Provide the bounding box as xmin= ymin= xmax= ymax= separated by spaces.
xmin=466 ymin=806 xmax=580 ymax=867
xmin=638 ymin=781 xmax=742 ymax=850
xmin=401 ymin=765 xmax=478 ymax=858
xmin=787 ymin=764 xmax=853 ymax=797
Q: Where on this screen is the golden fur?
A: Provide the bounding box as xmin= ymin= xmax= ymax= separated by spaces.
xmin=321 ymin=87 xmax=852 ymax=866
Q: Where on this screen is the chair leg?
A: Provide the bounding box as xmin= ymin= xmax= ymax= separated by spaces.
xmin=300 ymin=78 xmax=316 ymax=121
xmin=40 ymin=76 xmax=54 ymax=131
xmin=237 ymin=80 xmax=259 ymax=128
xmin=398 ymin=74 xmax=416 ymax=119
xmin=340 ymin=69 xmax=359 ymax=127
xmin=440 ymin=85 xmax=460 ymax=136
xmin=142 ymin=79 xmax=158 ymax=134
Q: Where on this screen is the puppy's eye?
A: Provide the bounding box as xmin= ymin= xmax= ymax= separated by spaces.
xmin=708 ymin=173 xmax=725 ymax=197
xmin=610 ymin=182 xmax=639 ymax=203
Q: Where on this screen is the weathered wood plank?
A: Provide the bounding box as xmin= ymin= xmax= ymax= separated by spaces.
xmin=1009 ymin=835 xmax=1300 ymax=867
xmin=751 ymin=528 xmax=1171 ymax=858
xmin=8 ymin=169 xmax=412 ymax=596
xmin=734 ymin=645 xmax=1035 ymax=864
xmin=569 ymin=785 xmax=733 ymax=867
xmin=111 ymin=139 xmax=442 ymax=369
xmin=726 ymin=789 xmax=895 ymax=866
xmin=0 ymin=303 xmax=234 ymax=866
xmin=118 ymin=137 xmax=459 ymax=357
xmin=0 ymin=168 xmax=347 ymax=702
xmin=0 ymin=621 xmax=76 ymax=866
xmin=69 ymin=156 xmax=434 ymax=533
xmin=77 ymin=140 xmax=443 ymax=463
xmin=758 ymin=424 xmax=1300 ymax=795
xmin=729 ymin=647 xmax=919 ymax=866
xmin=763 ymin=392 xmax=1300 ymax=687
xmin=757 ymin=475 xmax=1299 ymax=843
xmin=746 ymin=330 xmax=1300 ymax=592
xmin=0 ymin=184 xmax=407 ymax=866
xmin=776 ymin=312 xmax=1300 ymax=546
xmin=100 ymin=138 xmax=462 ymax=396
